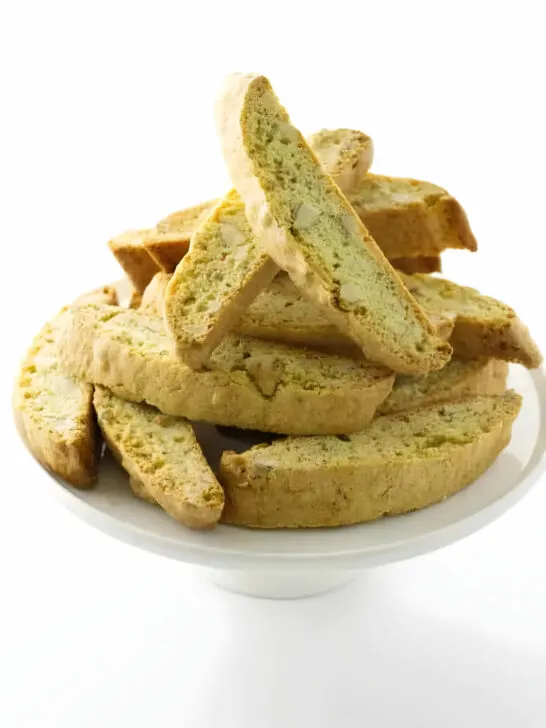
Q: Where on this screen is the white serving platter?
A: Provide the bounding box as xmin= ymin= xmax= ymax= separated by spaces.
xmin=14 ymin=361 xmax=546 ymax=599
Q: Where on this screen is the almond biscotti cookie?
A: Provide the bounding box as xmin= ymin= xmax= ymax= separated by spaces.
xmin=165 ymin=128 xmax=380 ymax=368
xmin=346 ymin=174 xmax=477 ymax=259
xmin=136 ymin=175 xmax=466 ymax=277
xmin=94 ymin=387 xmax=224 ymax=529
xmin=140 ymin=271 xmax=454 ymax=357
xmin=57 ymin=304 xmax=395 ymax=435
xmin=239 ymin=273 xmax=539 ymax=367
xmin=379 ymin=358 xmax=508 ymax=415
xmin=150 ymin=127 xmax=372 ymax=278
xmin=401 ymin=273 xmax=543 ymax=368
xmin=16 ymin=286 xmax=117 ymax=487
xmin=165 ymin=190 xmax=280 ymax=367
xmin=139 ymin=173 xmax=471 ymax=278
xmin=215 ymin=73 xmax=451 ymax=374
xmin=219 ymin=391 xmax=521 ymax=528
xmin=237 ymin=273 xmax=454 ymax=355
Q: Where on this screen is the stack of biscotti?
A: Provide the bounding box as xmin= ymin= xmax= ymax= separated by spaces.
xmin=17 ymin=72 xmax=541 ymax=532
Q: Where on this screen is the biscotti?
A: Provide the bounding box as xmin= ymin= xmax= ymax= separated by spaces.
xmin=164 ymin=129 xmax=380 ymax=368
xmin=215 ymin=73 xmax=451 ymax=374
xmin=57 ymin=304 xmax=395 ymax=434
xmin=346 ymin=174 xmax=477 ymax=259
xmin=239 ymin=272 xmax=353 ymax=352
xmin=108 ymin=229 xmax=160 ymax=293
xmin=219 ymin=391 xmax=522 ymax=528
xmin=237 ymin=273 xmax=454 ymax=355
xmin=94 ymin=387 xmax=224 ymax=529
xmin=140 ymin=271 xmax=454 ymax=356
xmin=144 ymin=200 xmax=217 ymax=272
xmin=153 ymin=176 xmax=470 ymax=272
xmin=401 ymin=273 xmax=543 ymax=368
xmin=165 ymin=190 xmax=279 ymax=367
xmin=379 ymin=358 xmax=508 ymax=415
xmin=241 ymin=273 xmax=540 ymax=367
xmin=16 ymin=284 xmax=119 ymax=486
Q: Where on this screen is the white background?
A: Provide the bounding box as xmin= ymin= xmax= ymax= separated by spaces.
xmin=1 ymin=1 xmax=546 ymax=726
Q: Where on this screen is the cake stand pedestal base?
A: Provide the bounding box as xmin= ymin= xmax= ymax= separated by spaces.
xmin=205 ymin=569 xmax=358 ymax=599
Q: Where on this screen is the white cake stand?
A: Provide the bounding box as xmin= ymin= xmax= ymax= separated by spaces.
xmin=14 ymin=365 xmax=546 ymax=599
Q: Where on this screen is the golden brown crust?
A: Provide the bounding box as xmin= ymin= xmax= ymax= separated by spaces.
xmin=94 ymin=387 xmax=224 ymax=529
xmin=219 ymin=392 xmax=521 ymax=528
xmin=392 ymin=256 xmax=442 ymax=275
xmin=379 ymin=358 xmax=508 ymax=415
xmin=450 ymin=316 xmax=542 ymax=369
xmin=348 ymin=175 xmax=478 ymax=258
xmin=108 ymin=230 xmax=159 ymax=293
xmin=128 ymin=289 xmax=142 ymax=309
xmin=57 ymin=304 xmax=395 ymax=435
xmin=144 ymin=200 xmax=219 ymax=272
xmin=402 ymin=273 xmax=543 ymax=368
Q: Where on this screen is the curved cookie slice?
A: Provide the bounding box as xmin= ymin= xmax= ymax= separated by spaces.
xmin=379 ymin=358 xmax=508 ymax=415
xmin=165 ymin=190 xmax=279 ymax=367
xmin=215 ymin=73 xmax=451 ymax=374
xmin=18 ymin=314 xmax=96 ymax=486
xmin=16 ymin=286 xmax=118 ymax=488
xmin=346 ymin=174 xmax=477 ymax=259
xmin=401 ymin=273 xmax=543 ymax=368
xmin=165 ymin=129 xmax=378 ymax=369
xmin=219 ymin=391 xmax=522 ymax=528
xmin=16 ymin=284 xmax=119 ymax=486
xmin=94 ymin=387 xmax=224 ymax=529
xmin=57 ymin=304 xmax=395 ymax=435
